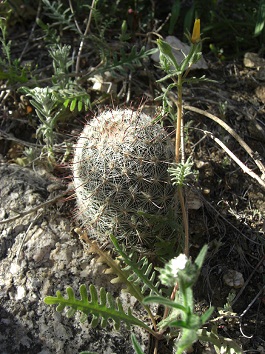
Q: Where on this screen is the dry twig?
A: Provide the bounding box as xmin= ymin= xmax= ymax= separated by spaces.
xmin=182 ymin=104 xmax=265 ymax=190
xmin=0 ymin=189 xmax=69 ymax=225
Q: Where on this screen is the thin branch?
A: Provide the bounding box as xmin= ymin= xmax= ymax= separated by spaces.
xmin=232 ymin=255 xmax=265 ymax=306
xmin=183 ymin=104 xmax=265 ymax=177
xmin=75 ymin=0 xmax=97 ymax=74
xmin=0 ymin=189 xmax=69 ymax=225
xmin=16 ymin=212 xmax=41 ymax=263
xmin=203 ymin=129 xmax=265 ymax=190
xmin=19 ymin=0 xmax=42 ymax=61
xmin=68 ymin=0 xmax=83 ymax=35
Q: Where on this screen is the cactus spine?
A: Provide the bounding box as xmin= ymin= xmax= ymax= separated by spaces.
xmin=73 ymin=109 xmax=176 ymax=250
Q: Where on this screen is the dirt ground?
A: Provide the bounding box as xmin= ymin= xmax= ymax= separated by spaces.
xmin=0 ymin=10 xmax=265 ymax=354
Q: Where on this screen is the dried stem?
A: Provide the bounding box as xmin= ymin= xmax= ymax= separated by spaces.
xmin=171 ymin=80 xmax=189 ymax=257
xmin=204 ymin=130 xmax=265 ymax=190
xmin=183 ymin=104 xmax=265 ymax=177
xmin=0 ymin=189 xmax=69 ymax=225
xmin=75 ymin=0 xmax=97 ymax=74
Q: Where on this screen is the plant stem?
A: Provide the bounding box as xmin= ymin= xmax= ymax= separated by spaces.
xmin=174 ymin=74 xmax=189 ymax=257
xmin=178 ymin=187 xmax=189 ymax=257
xmin=183 ymin=104 xmax=265 ymax=177
xmin=175 ymin=74 xmax=183 ymax=163
xmin=75 ymin=0 xmax=96 ymax=74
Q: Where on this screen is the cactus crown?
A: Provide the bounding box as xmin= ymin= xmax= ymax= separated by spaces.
xmin=73 ymin=109 xmax=177 ymax=251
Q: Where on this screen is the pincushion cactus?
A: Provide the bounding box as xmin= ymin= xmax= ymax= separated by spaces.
xmin=73 ymin=109 xmax=177 ymax=251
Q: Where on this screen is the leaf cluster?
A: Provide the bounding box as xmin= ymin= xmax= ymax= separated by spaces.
xmin=44 ymin=236 xmax=242 ymax=353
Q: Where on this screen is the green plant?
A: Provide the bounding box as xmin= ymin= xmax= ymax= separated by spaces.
xmin=0 ymin=2 xmax=28 ymax=83
xmin=16 ymin=0 xmax=156 ymax=166
xmin=19 ymin=44 xmax=91 ymax=163
xmin=44 ymin=237 xmax=242 ymax=353
xmin=203 ymin=0 xmax=265 ymax=58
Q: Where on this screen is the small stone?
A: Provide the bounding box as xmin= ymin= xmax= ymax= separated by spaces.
xmin=255 ymin=85 xmax=265 ymax=103
xmin=223 ymin=270 xmax=244 ymax=289
xmin=243 ymin=52 xmax=265 ymax=68
xmin=16 ymin=285 xmax=26 ymax=300
xmin=10 ymin=263 xmax=21 ymax=275
xmin=186 ymin=190 xmax=202 ymax=210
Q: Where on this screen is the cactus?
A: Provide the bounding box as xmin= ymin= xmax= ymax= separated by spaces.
xmin=73 ymin=109 xmax=177 ymax=251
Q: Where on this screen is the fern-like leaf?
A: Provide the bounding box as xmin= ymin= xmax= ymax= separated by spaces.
xmin=44 ymin=284 xmax=154 ymax=333
xmin=78 ymin=230 xmax=159 ymax=328
xmin=42 ymin=0 xmax=75 ymax=32
xmin=78 ymin=231 xmax=144 ymax=301
xmin=98 ymin=46 xmax=157 ymax=76
xmin=197 ymin=327 xmax=243 ymax=354
xmin=110 ymin=235 xmax=162 ymax=297
xmin=168 ymin=157 xmax=194 ymax=187
xmin=55 ymin=87 xmax=91 ymax=111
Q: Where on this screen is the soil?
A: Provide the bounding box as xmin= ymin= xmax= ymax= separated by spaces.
xmin=0 ymin=9 xmax=265 ymax=354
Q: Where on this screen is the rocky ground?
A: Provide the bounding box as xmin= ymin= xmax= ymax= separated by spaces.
xmin=0 ymin=163 xmax=150 ymax=353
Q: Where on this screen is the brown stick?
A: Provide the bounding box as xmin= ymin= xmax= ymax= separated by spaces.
xmin=0 ymin=190 xmax=69 ymax=225
xmin=183 ymin=104 xmax=265 ymax=177
xmin=204 ymin=130 xmax=265 ymax=190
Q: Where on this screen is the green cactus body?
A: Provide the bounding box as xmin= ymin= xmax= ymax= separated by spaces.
xmin=73 ymin=109 xmax=177 ymax=250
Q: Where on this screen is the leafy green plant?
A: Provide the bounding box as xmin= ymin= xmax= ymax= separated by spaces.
xmin=0 ymin=3 xmax=28 ymax=83
xmin=15 ymin=0 xmax=157 ymax=166
xmin=203 ymin=0 xmax=265 ymax=57
xmin=44 ymin=236 xmax=242 ymax=353
xmin=19 ymin=44 xmax=90 ymax=163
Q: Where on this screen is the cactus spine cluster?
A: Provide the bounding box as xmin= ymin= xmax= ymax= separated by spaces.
xmin=73 ymin=109 xmax=176 ymax=250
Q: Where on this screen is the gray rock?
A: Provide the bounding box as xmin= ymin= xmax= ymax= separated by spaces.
xmin=0 ymin=163 xmax=148 ymax=354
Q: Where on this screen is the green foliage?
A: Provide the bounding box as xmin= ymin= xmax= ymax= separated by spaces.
xmin=81 ymin=235 xmax=162 ymax=310
xmin=131 ymin=333 xmax=145 ymax=354
xmin=168 ymin=157 xmax=194 ymax=188
xmin=44 ymin=284 xmax=152 ymax=332
xmin=254 ymin=0 xmax=265 ymax=37
xmin=19 ymin=43 xmax=90 ymax=152
xmin=88 ymin=43 xmax=157 ymax=79
xmin=44 ymin=241 xmax=242 ymax=353
xmin=49 ymin=44 xmax=73 ymax=87
xmin=110 ymin=235 xmax=162 ymax=298
xmin=0 ymin=6 xmax=28 ymax=83
xmin=168 ymin=0 xmax=196 ymax=36
xmin=41 ymin=0 xmax=75 ymax=32
xmin=198 ymin=327 xmax=243 ymax=354
xmin=144 ymin=246 xmax=214 ymax=354
xmin=202 ymin=0 xmax=265 ymax=57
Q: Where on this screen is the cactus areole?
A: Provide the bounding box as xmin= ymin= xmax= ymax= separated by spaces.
xmin=73 ymin=109 xmax=177 ymax=251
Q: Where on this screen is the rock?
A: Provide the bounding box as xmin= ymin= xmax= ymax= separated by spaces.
xmin=244 ymin=52 xmax=265 ymax=81
xmin=0 ymin=163 xmax=148 ymax=353
xmin=223 ymin=270 xmax=244 ymax=289
xmin=255 ymin=85 xmax=265 ymax=103
xmin=243 ymin=52 xmax=265 ymax=69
